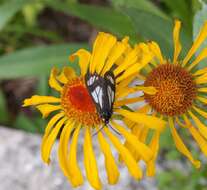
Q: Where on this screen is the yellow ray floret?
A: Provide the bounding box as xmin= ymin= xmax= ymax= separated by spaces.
xmin=97 ymin=132 xmax=119 ymax=185
xmin=168 ymin=118 xmax=200 ymax=168
xmin=104 ymin=128 xmax=143 ymax=180
xmin=69 ymin=49 xmax=91 ymax=76
xmin=49 ymin=67 xmax=63 ymax=91
xmin=57 ymin=66 xmax=76 ymax=84
xmin=112 ymin=121 xmax=153 ymax=162
xmin=84 ymin=128 xmax=102 ymax=190
xmin=58 ymin=121 xmax=77 ymax=184
xmin=173 ymin=20 xmax=182 ymax=64
xmin=23 ymin=95 xmax=60 ymax=106
xmin=183 ymin=21 xmax=207 ymax=66
xmin=68 ymin=124 xmax=84 ymax=186
xmin=42 ymin=117 xmax=67 ymax=164
xmin=117 ymin=109 xmax=166 ymax=132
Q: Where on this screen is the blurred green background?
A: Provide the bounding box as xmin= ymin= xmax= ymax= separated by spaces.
xmin=0 ymin=0 xmax=207 ymax=189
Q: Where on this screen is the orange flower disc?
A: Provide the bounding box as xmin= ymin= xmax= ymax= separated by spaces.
xmin=61 ymin=77 xmax=102 ymax=126
xmin=144 ymin=63 xmax=197 ymax=116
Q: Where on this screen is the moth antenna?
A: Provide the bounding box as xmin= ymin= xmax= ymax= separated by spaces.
xmin=92 ymin=125 xmax=105 ymax=136
xmin=107 ymin=123 xmax=122 ymax=136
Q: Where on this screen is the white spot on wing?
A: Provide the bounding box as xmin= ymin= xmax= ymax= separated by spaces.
xmin=111 ymin=91 xmax=114 ymax=102
xmin=107 ymin=75 xmax=114 ymax=84
xmin=92 ymin=91 xmax=98 ymax=103
xmin=90 ymin=77 xmax=94 ymax=85
xmin=107 ymin=86 xmax=112 ymax=106
xmin=95 ymin=86 xmax=100 ymax=95
xmin=99 ymin=89 xmax=103 ymax=108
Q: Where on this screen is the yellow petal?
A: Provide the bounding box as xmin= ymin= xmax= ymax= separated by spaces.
xmin=49 ymin=67 xmax=63 ymax=92
xmin=197 ymin=96 xmax=207 ymax=104
xmin=68 ymin=124 xmax=84 ymax=186
xmin=117 ymin=109 xmax=166 ymax=132
xmin=133 ymin=86 xmax=157 ymax=95
xmin=148 ymin=41 xmax=164 ymax=64
xmin=195 ymin=74 xmax=207 ymax=84
xmin=114 ymin=97 xmax=144 ymax=107
xmin=188 ymin=48 xmax=207 ymax=71
xmin=193 ymin=105 xmax=207 ymax=119
xmin=97 ymin=132 xmax=119 ymax=185
xmin=41 ymin=117 xmax=67 ymax=164
xmin=123 ymin=124 xmax=143 ymax=161
xmin=58 ymin=120 xmax=74 ymax=181
xmin=116 ymin=87 xmax=133 ymax=99
xmin=36 ymin=104 xmax=61 ymax=118
xmin=175 ymin=117 xmax=187 ymax=128
xmin=116 ymin=86 xmax=156 ymax=99
xmin=168 ymin=117 xmax=200 ymax=168
xmin=57 ymin=66 xmax=76 ymax=84
xmin=146 ymin=160 xmax=156 ymax=177
xmin=90 ymin=33 xmax=104 ymax=73
xmin=43 ymin=112 xmax=65 ymax=137
xmin=139 ymin=126 xmax=149 ymax=142
xmin=69 ymin=49 xmax=91 ymax=76
xmin=183 ymin=21 xmax=207 ymax=66
xmin=149 ymin=132 xmax=160 ymax=159
xmin=146 ymin=131 xmax=160 ymax=177
xmin=114 ymin=49 xmax=138 ymax=77
xmin=104 ymin=127 xmax=143 ymax=179
xmin=124 ymin=118 xmax=137 ymax=129
xmin=115 ymin=43 xmax=153 ymax=83
xmin=90 ymin=32 xmax=117 ymax=75
xmin=173 ymin=20 xmax=182 ymax=64
xmin=183 ymin=114 xmax=191 ymax=126
xmin=198 ymin=87 xmax=207 ymax=93
xmin=112 ymin=121 xmax=153 ymax=162
xmin=135 ymin=104 xmax=151 ymax=114
xmin=116 ymin=72 xmax=138 ymax=93
xmin=188 ymin=125 xmax=207 ymax=158
xmin=84 ymin=127 xmax=102 ymax=190
xmin=193 ymin=67 xmax=207 ymax=76
xmin=116 ymin=62 xmax=147 ymax=83
xmin=188 ymin=111 xmax=207 ymax=140
xmin=95 ymin=34 xmax=117 ymax=74
xmin=136 ymin=127 xmax=149 ymax=156
xmin=23 ymin=95 xmax=60 ymax=106
xmin=101 ymin=39 xmax=128 ymax=75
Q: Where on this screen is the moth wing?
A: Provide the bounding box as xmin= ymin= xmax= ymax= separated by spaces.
xmin=85 ymin=72 xmax=104 ymax=111
xmin=104 ymin=71 xmax=116 ymax=106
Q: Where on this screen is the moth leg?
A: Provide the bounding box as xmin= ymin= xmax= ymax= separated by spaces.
xmin=92 ymin=125 xmax=106 ymax=136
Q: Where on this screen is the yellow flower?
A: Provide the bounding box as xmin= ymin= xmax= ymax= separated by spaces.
xmin=125 ymin=20 xmax=207 ymax=173
xmin=23 ymin=32 xmax=165 ymax=189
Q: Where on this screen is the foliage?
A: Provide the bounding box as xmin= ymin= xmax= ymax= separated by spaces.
xmin=0 ymin=0 xmax=207 ymax=189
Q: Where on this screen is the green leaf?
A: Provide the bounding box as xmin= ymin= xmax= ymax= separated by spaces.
xmin=36 ymin=76 xmax=49 ymax=96
xmin=46 ymin=1 xmax=137 ymax=42
xmin=161 ymin=0 xmax=193 ymax=34
xmin=14 ymin=113 xmax=45 ymax=133
xmin=122 ymin=7 xmax=173 ymax=57
xmin=110 ymin=0 xmax=168 ymax=19
xmin=0 ymin=43 xmax=86 ymax=79
xmin=0 ymin=0 xmax=32 ymax=31
xmin=122 ymin=7 xmax=191 ymax=58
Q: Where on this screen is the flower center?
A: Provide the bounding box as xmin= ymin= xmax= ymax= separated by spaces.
xmin=61 ymin=77 xmax=102 ymax=126
xmin=144 ymin=63 xmax=197 ymax=116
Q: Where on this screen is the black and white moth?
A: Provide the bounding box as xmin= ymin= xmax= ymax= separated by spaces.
xmin=85 ymin=70 xmax=115 ymax=124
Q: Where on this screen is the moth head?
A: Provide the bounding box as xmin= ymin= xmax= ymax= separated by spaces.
xmin=100 ymin=111 xmax=111 ymax=124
